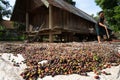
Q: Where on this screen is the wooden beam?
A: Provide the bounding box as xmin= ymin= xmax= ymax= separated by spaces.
xmin=27 ymin=30 xmax=61 ymax=35
xmin=29 ymin=25 xmax=33 ymax=32
xmin=49 ymin=5 xmax=53 ymax=42
xmin=26 ymin=12 xmax=29 ymax=32
xmin=49 ymin=5 xmax=52 ymax=29
xmin=26 ymin=0 xmax=29 ymax=32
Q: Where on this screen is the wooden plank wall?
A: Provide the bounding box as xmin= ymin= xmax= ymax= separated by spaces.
xmin=29 ymin=6 xmax=49 ymax=30
xmin=52 ymin=6 xmax=95 ymax=34
xmin=29 ymin=6 xmax=95 ymax=34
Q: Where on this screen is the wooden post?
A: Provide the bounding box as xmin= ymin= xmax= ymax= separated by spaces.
xmin=49 ymin=5 xmax=53 ymax=42
xmin=26 ymin=12 xmax=29 ymax=32
xmin=29 ymin=25 xmax=33 ymax=32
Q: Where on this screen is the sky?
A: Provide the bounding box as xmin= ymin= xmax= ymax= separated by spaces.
xmin=73 ymin=0 xmax=102 ymax=16
xmin=5 ymin=0 xmax=102 ymax=20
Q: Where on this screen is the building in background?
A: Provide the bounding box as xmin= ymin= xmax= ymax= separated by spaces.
xmin=11 ymin=0 xmax=97 ymax=42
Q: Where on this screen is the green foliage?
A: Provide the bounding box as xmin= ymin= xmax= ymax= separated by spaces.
xmin=114 ymin=6 xmax=120 ymax=23
xmin=13 ymin=22 xmax=26 ymax=32
xmin=13 ymin=22 xmax=26 ymax=41
xmin=0 ymin=24 xmax=5 ymax=30
xmin=95 ymin=0 xmax=120 ymax=32
xmin=0 ymin=0 xmax=11 ymax=20
xmin=91 ymin=14 xmax=99 ymax=21
xmin=0 ymin=22 xmax=26 ymax=41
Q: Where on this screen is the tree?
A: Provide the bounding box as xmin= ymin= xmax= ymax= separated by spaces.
xmin=64 ymin=0 xmax=76 ymax=6
xmin=95 ymin=0 xmax=120 ymax=32
xmin=0 ymin=0 xmax=11 ymax=21
xmin=91 ymin=14 xmax=99 ymax=21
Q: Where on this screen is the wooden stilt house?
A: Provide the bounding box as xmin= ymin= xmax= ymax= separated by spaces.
xmin=11 ymin=0 xmax=97 ymax=42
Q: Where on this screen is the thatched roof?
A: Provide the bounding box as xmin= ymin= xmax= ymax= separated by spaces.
xmin=11 ymin=0 xmax=96 ymax=23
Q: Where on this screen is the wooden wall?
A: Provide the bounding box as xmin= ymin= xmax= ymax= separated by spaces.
xmin=52 ymin=6 xmax=95 ymax=34
xmin=29 ymin=6 xmax=95 ymax=34
xmin=29 ymin=6 xmax=49 ymax=30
